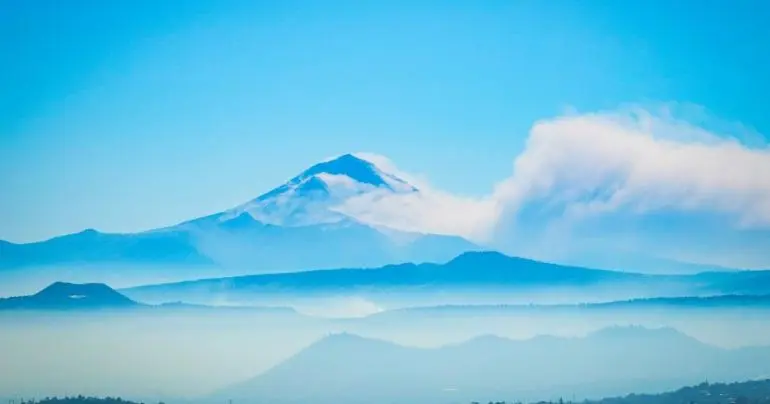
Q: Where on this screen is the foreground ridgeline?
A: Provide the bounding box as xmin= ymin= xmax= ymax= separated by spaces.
xmin=475 ymin=379 xmax=770 ymax=404
xmin=11 ymin=379 xmax=770 ymax=404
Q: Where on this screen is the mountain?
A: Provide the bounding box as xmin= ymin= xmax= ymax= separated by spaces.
xmin=0 ymin=154 xmax=479 ymax=283
xmin=0 ymin=282 xmax=140 ymax=310
xmin=214 ymin=326 xmax=770 ymax=404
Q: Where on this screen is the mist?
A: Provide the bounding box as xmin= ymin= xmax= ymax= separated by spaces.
xmin=3 ymin=303 xmax=770 ymax=402
xmin=0 ymin=309 xmax=323 ymax=401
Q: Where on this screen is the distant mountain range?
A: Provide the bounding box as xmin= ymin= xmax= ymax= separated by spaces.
xmin=0 ymin=282 xmax=307 ymax=316
xmin=0 ymin=154 xmax=478 ymax=283
xmin=122 ymin=250 xmax=770 ymax=306
xmin=215 ymin=326 xmax=770 ymax=404
xmin=0 ymin=282 xmax=140 ymax=310
xmin=7 ymin=277 xmax=770 ymax=314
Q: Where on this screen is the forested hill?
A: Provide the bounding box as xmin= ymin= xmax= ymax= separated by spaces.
xmin=588 ymin=379 xmax=770 ymax=404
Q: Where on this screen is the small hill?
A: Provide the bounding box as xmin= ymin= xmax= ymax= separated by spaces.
xmin=0 ymin=282 xmax=140 ymax=310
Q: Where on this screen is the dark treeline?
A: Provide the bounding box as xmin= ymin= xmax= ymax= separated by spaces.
xmin=11 ymin=397 xmax=157 ymax=404
xmin=475 ymin=380 xmax=770 ymax=404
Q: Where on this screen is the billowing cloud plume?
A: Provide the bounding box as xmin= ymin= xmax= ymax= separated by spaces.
xmin=336 ymin=106 xmax=770 ymax=269
xmin=499 ymin=107 xmax=770 ymax=229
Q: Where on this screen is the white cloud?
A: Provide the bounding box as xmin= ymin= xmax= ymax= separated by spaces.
xmin=335 ymin=106 xmax=770 ymax=268
xmin=497 ymin=107 xmax=770 ymax=228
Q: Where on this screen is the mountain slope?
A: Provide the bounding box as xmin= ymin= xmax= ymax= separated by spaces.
xmin=215 ymin=327 xmax=770 ymax=404
xmin=0 ymin=154 xmax=478 ymax=281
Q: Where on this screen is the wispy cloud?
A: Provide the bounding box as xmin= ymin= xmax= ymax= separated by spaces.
xmin=337 ymin=153 xmax=500 ymax=243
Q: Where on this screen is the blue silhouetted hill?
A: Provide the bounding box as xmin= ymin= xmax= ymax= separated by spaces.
xmin=0 ymin=282 xmax=140 ymax=310
xmin=215 ymin=326 xmax=770 ymax=404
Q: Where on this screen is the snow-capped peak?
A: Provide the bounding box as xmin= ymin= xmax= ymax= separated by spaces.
xmin=219 ymin=153 xmax=417 ymax=227
xmin=307 ymin=153 xmax=417 ymax=193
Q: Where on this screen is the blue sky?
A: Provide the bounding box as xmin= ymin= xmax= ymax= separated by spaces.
xmin=2 ymin=0 xmax=769 ymax=243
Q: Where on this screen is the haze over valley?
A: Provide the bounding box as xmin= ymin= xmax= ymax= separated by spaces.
xmin=3 ymin=1 xmax=770 ymax=403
